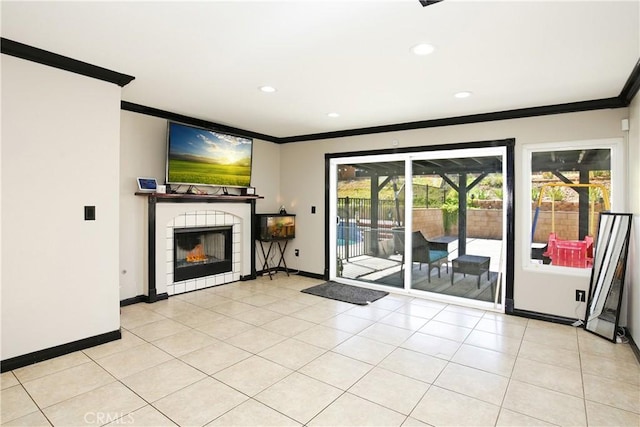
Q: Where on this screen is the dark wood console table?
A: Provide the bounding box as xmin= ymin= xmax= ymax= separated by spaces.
xmin=136 ymin=192 xmax=263 ymax=302
xmin=254 ymin=213 xmax=295 ymax=280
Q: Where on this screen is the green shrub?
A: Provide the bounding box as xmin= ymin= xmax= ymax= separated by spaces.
xmin=549 ymin=187 xmax=564 ymax=201
xmin=441 ymin=190 xmax=459 ymax=233
xmin=531 ymin=187 xmax=540 ymax=202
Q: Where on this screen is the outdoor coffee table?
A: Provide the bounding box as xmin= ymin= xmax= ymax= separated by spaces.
xmin=451 ymin=254 xmax=491 ymax=288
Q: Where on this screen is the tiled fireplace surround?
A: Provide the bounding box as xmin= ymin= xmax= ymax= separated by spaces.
xmin=152 ymin=201 xmax=254 ymax=298
xmin=165 ymin=212 xmax=240 ymax=295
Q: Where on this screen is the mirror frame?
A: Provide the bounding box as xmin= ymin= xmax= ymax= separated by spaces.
xmin=584 ymin=212 xmax=633 ymax=342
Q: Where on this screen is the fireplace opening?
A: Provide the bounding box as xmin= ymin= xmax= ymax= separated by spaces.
xmin=174 ymin=226 xmax=233 ymax=282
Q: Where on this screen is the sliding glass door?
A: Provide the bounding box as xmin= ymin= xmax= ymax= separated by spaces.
xmin=331 ymin=157 xmax=407 ymax=288
xmin=329 ymin=144 xmax=509 ymax=311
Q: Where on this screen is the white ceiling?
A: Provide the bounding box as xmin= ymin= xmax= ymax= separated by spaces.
xmin=2 ymin=1 xmax=639 ymax=139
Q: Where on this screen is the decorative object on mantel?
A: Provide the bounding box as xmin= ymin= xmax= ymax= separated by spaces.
xmin=279 ymin=205 xmax=287 ymax=214
xmin=187 ymin=185 xmax=208 ymax=195
xmin=136 ymin=177 xmax=158 ymax=192
xmin=584 ymin=212 xmax=632 ymax=342
xmin=301 ymin=281 xmax=388 ymax=305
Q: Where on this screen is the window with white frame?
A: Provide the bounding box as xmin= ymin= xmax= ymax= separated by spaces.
xmin=524 ymin=139 xmax=624 ymax=271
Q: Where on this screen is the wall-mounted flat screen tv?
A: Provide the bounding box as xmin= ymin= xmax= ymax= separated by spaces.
xmin=166 ymin=121 xmax=253 ymax=188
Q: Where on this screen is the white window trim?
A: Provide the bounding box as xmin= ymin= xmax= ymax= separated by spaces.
xmin=521 ymin=138 xmax=625 ymax=276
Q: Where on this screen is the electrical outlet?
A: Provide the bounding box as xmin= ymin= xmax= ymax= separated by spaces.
xmin=295 ymin=249 xmax=299 ymax=257
xmin=576 ymin=290 xmax=586 ymax=302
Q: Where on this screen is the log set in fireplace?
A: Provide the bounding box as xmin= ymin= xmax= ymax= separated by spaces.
xmin=174 ymin=226 xmax=233 ymax=282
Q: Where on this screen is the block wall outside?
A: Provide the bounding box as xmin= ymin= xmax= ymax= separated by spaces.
xmin=531 ymin=202 xmax=605 ymax=242
xmin=411 ymin=208 xmax=444 ymax=238
xmin=412 ymin=202 xmax=601 ymax=243
xmin=412 ymin=208 xmax=503 ymax=240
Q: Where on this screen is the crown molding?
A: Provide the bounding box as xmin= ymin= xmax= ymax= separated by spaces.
xmin=120 ymin=101 xmax=278 ymax=143
xmin=1 ymin=38 xmax=135 ymax=87
xmin=278 ymin=97 xmax=625 ymax=143
xmin=619 ymin=59 xmax=640 ymax=106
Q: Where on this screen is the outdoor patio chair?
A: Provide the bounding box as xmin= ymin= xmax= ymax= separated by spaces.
xmin=393 ymin=229 xmax=449 ymax=282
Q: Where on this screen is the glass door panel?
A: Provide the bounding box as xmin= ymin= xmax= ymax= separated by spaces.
xmin=407 ymin=153 xmax=505 ymax=306
xmin=335 ymin=160 xmax=406 ymax=289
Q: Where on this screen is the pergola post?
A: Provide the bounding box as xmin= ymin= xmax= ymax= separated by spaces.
xmin=578 ymin=169 xmax=590 ymax=238
xmin=458 ymin=173 xmax=468 ymax=256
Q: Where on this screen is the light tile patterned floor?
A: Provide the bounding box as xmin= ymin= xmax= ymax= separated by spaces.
xmin=1 ymin=274 xmax=639 ymax=426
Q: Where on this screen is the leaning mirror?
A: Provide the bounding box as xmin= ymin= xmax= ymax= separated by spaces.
xmin=584 ymin=212 xmax=632 ymax=342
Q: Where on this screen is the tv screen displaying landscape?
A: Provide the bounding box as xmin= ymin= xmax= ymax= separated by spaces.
xmin=166 ymin=122 xmax=253 ymax=187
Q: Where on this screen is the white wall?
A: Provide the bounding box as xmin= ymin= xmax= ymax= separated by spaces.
xmin=627 ymin=95 xmax=640 ymax=339
xmin=1 ymin=56 xmax=121 ymax=360
xmin=119 ymin=111 xmax=282 ymax=300
xmin=279 ymin=108 xmax=631 ymax=319
xmin=119 ymin=112 xmax=165 ymax=301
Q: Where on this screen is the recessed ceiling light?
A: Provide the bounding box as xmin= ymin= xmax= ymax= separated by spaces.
xmin=454 ymin=91 xmax=472 ymax=99
xmin=259 ymin=85 xmax=276 ymax=93
xmin=411 ymin=43 xmax=435 ymax=56
xmin=327 ymin=112 xmax=340 ymax=118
